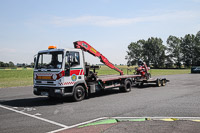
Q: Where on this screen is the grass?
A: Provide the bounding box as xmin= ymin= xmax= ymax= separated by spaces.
xmin=0 ymin=66 xmax=190 ymax=88
xmin=0 ymin=70 xmax=33 ymax=88
xmin=149 ymin=69 xmax=190 ymax=76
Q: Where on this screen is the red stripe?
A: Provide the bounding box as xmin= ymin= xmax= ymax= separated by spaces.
xmin=80 ymin=69 xmax=83 ymax=75
xmin=70 ymin=70 xmax=80 ymax=76
xmin=70 ymin=69 xmax=85 ymax=76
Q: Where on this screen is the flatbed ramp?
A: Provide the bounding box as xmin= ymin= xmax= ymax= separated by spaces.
xmin=136 ymin=78 xmax=170 ymax=87
xmin=97 ymin=75 xmax=141 ymax=82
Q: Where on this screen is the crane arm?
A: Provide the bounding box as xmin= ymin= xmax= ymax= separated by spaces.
xmin=73 ymin=41 xmax=124 ymax=75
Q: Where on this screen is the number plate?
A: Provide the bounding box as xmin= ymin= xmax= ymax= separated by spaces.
xmin=41 ymin=92 xmax=49 ymax=96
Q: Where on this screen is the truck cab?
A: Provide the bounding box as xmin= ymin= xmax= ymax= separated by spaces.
xmin=33 ymin=46 xmax=87 ymax=101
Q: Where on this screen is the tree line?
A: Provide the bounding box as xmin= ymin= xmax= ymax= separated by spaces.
xmin=126 ymin=31 xmax=200 ymax=68
xmin=0 ymin=61 xmax=34 ymax=68
xmin=0 ymin=61 xmax=15 ymax=67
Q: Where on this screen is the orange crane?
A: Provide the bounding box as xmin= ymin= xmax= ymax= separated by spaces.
xmin=74 ymin=41 xmax=124 ymax=75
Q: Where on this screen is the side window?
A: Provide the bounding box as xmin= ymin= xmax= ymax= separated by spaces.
xmin=73 ymin=52 xmax=80 ymax=65
xmin=65 ymin=52 xmax=80 ymax=68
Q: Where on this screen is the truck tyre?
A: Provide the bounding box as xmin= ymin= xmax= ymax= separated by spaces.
xmin=120 ymin=80 xmax=132 ymax=92
xmin=161 ymin=79 xmax=166 ymax=86
xmin=156 ymin=79 xmax=161 ymax=87
xmin=73 ymin=85 xmax=85 ymax=102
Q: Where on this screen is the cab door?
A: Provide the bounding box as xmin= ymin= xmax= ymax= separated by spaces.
xmin=63 ymin=51 xmax=84 ymax=85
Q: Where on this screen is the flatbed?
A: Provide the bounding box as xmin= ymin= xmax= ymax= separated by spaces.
xmin=97 ymin=74 xmax=141 ymax=82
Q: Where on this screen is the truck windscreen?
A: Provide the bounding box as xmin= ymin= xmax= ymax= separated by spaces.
xmin=36 ymin=51 xmax=63 ymax=69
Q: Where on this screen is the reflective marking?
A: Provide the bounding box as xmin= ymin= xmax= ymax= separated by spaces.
xmin=0 ymin=105 xmax=68 ymax=128
xmin=116 ymin=118 xmax=146 ymax=122
xmin=160 ymin=118 xmax=175 ymax=121
xmin=59 ymin=82 xmax=75 ymax=85
xmin=192 ymin=120 xmax=200 ymax=122
xmin=113 ymin=117 xmax=200 ymax=120
xmin=34 ymin=113 xmax=42 ymax=116
xmin=79 ymin=119 xmax=117 ymax=128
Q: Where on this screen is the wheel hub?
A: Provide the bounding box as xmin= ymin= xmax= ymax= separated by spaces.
xmin=77 ymin=89 xmax=83 ymax=98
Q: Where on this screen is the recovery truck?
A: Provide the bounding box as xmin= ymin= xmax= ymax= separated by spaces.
xmin=33 ymin=41 xmax=169 ymax=101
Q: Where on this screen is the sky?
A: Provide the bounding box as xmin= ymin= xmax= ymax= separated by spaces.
xmin=0 ymin=0 xmax=200 ymax=65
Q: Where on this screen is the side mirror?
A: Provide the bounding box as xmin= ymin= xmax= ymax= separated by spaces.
xmin=34 ymin=54 xmax=37 ymax=63
xmin=34 ymin=57 xmax=36 ymax=63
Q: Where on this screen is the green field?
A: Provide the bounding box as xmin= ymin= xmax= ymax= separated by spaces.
xmin=148 ymin=69 xmax=190 ymax=76
xmin=0 ymin=67 xmax=190 ymax=88
xmin=0 ymin=70 xmax=33 ymax=88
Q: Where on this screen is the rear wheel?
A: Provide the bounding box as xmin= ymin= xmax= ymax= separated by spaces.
xmin=73 ymin=85 xmax=85 ymax=102
xmin=156 ymin=79 xmax=162 ymax=87
xmin=120 ymin=80 xmax=132 ymax=92
xmin=161 ymin=80 xmax=166 ymax=86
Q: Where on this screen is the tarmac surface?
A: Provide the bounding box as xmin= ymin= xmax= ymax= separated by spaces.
xmin=0 ymin=74 xmax=200 ymax=132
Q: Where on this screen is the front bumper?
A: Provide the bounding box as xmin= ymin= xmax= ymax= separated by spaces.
xmin=33 ymin=86 xmax=73 ymax=98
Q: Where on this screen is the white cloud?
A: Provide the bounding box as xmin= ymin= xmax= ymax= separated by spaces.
xmin=50 ymin=11 xmax=199 ymax=27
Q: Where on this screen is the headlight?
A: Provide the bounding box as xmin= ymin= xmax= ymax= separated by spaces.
xmin=53 ymin=74 xmax=57 ymax=80
xmin=34 ymin=74 xmax=37 ymax=79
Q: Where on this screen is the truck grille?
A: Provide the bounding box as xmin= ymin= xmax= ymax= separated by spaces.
xmin=35 ymin=81 xmax=56 ymax=86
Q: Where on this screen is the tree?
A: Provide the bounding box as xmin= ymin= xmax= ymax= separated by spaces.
xmin=196 ymin=31 xmax=200 ymax=39
xmin=8 ymin=61 xmax=15 ymax=67
xmin=143 ymin=37 xmax=166 ymax=68
xmin=165 ymin=55 xmax=174 ymax=68
xmin=126 ymin=30 xmax=200 ymax=68
xmin=0 ymin=61 xmax=9 ymax=67
xmin=194 ymin=31 xmax=200 ymax=66
xmin=30 ymin=62 xmax=35 ymax=68
xmin=126 ymin=40 xmax=143 ymax=66
xmin=0 ymin=61 xmax=4 ymax=67
xmin=167 ymin=35 xmax=182 ymax=68
xmin=181 ymin=34 xmax=196 ymax=68
xmin=126 ymin=37 xmax=166 ymax=68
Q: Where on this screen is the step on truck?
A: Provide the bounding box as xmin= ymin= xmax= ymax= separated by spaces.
xmin=33 ymin=41 xmax=169 ymax=101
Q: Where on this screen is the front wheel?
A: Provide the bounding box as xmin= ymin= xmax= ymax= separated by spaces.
xmin=73 ymin=85 xmax=85 ymax=102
